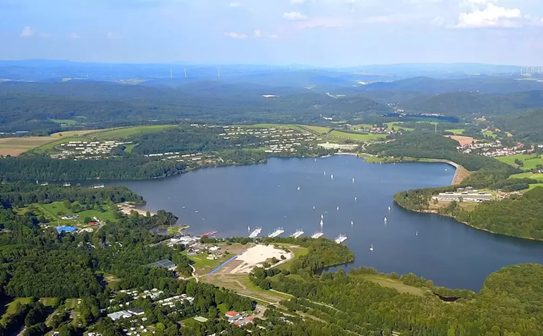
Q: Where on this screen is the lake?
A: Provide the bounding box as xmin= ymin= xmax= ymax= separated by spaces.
xmin=109 ymin=156 xmax=543 ymax=291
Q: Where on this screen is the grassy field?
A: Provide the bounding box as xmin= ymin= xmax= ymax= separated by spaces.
xmin=245 ymin=124 xmax=306 ymax=132
xmin=0 ymin=137 xmax=57 ymax=156
xmin=350 ymin=123 xmax=374 ymax=130
xmin=385 ymin=122 xmax=414 ymax=132
xmin=446 ymin=129 xmax=465 ymax=135
xmin=482 ymin=130 xmax=498 ymax=138
xmin=31 ymin=136 xmax=86 ymax=154
xmin=203 ymin=274 xmax=291 ymax=304
xmin=496 ymin=154 xmax=543 ymax=171
xmin=509 ymin=172 xmax=543 ymax=180
xmin=49 ymin=129 xmax=103 ymax=138
xmin=124 ymin=143 xmax=137 ymax=153
xmin=353 ymin=274 xmax=430 ymax=296
xmin=50 ymin=119 xmax=77 ymax=125
xmin=304 ymin=125 xmax=331 ymax=134
xmin=329 ymin=130 xmax=387 ymax=142
xmin=272 ymin=245 xmax=309 ymax=271
xmin=90 ymin=125 xmax=177 ymax=140
xmin=36 ymin=201 xmax=117 ymax=226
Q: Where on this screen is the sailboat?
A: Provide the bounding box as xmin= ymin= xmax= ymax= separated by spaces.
xmin=324 ymin=171 xmax=326 ymax=176
xmin=370 ymin=244 xmax=374 ymax=251
xmin=321 ymin=214 xmax=324 ymax=219
xmin=352 ymin=178 xmax=355 ymax=183
xmin=320 ymin=219 xmax=324 ymax=227
xmin=354 ymin=196 xmax=357 ymax=201
xmin=337 ymin=206 xmax=340 ymax=211
xmin=384 ymin=217 xmax=387 ymax=223
xmin=297 ymin=186 xmax=301 ymax=191
xmin=416 ymin=231 xmax=419 ymax=236
xmin=313 ymin=206 xmax=316 ymax=210
xmin=351 ymin=220 xmax=354 ymax=226
xmin=388 ymin=206 xmax=391 ymax=211
xmin=248 ymin=226 xmax=250 ymax=233
xmin=331 ymin=174 xmax=334 ymax=180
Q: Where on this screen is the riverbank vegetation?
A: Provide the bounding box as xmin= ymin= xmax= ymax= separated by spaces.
xmin=251 ymin=262 xmax=543 ymax=336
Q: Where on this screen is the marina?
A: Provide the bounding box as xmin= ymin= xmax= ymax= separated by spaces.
xmin=311 ymin=232 xmax=324 ymax=239
xmin=290 ymin=230 xmax=304 ymax=238
xmin=335 ymin=234 xmax=347 ymax=244
xmin=248 ymin=227 xmax=262 ymax=238
xmin=111 ymin=156 xmax=543 ymax=291
xmin=268 ymin=228 xmax=285 ymax=238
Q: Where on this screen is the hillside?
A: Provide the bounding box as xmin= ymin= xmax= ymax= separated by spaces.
xmin=496 ymin=109 xmax=543 ymax=142
xmin=400 ymin=91 xmax=543 ymax=116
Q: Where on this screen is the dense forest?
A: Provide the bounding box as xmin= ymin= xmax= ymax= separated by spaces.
xmin=0 ymin=182 xmax=142 ymax=207
xmin=251 ymin=263 xmax=543 ymax=336
xmin=0 ymin=82 xmax=391 ymax=133
xmin=399 ymin=91 xmax=543 ymax=116
xmin=0 ymin=155 xmax=186 ymax=181
xmin=495 ymin=108 xmax=543 ymax=142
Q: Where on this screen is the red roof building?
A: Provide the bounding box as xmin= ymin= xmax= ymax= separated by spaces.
xmin=225 ymin=311 xmax=239 ymax=317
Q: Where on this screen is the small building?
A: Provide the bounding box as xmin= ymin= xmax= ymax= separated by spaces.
xmin=127 ymin=308 xmax=145 ymax=316
xmin=148 ymin=259 xmax=177 ymax=271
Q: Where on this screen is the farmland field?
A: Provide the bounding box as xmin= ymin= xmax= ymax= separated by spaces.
xmin=305 ymin=125 xmax=331 ymax=134
xmin=496 ymin=154 xmax=543 ymax=171
xmin=329 ymin=130 xmax=387 ymax=142
xmin=90 ymin=125 xmax=177 ymax=140
xmin=385 ymin=122 xmax=414 ymax=132
xmin=446 ymin=129 xmax=465 ymax=135
xmin=0 ymin=137 xmax=57 ymax=156
xmin=50 ymin=129 xmax=103 ymax=137
xmin=445 ymin=135 xmax=476 ymax=146
xmin=509 ymin=172 xmax=543 ymax=180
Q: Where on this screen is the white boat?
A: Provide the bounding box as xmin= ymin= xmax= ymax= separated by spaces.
xmin=321 ymin=214 xmax=324 ymax=219
xmin=352 ymin=178 xmax=355 ymax=183
xmin=335 ymin=234 xmax=347 ymax=244
xmin=351 ymin=220 xmax=354 ymax=226
xmin=311 ymin=232 xmax=324 ymax=239
xmin=384 ymin=217 xmax=387 ymax=223
xmin=290 ymin=230 xmax=304 ymax=238
xmin=416 ymin=231 xmax=418 ymax=236
xmin=268 ymin=228 xmax=285 ymax=238
xmin=370 ymin=244 xmax=374 ymax=251
xmin=249 ymin=227 xmax=262 ymax=238
xmin=331 ymin=174 xmax=334 ymax=180
xmin=337 ymin=206 xmax=340 ymax=211
xmin=320 ymin=219 xmax=324 ymax=227
xmin=313 ymin=206 xmax=316 ymax=210
xmin=388 ymin=206 xmax=391 ymax=211
xmin=297 ymin=186 xmax=301 ymax=191
xmin=324 ymin=171 xmax=326 ymax=176
xmin=354 ymin=196 xmax=357 ymax=201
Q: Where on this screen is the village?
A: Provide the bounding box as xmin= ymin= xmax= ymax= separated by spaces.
xmin=456 ymin=139 xmax=543 ymax=157
xmin=49 ymin=140 xmax=132 ymax=160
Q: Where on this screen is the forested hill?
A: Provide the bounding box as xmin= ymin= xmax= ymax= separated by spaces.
xmin=366 ymin=132 xmax=515 ymax=173
xmin=0 ymin=82 xmax=391 ymax=132
xmin=399 ymin=91 xmax=543 ymax=116
xmin=496 ymin=109 xmax=543 ymax=142
xmin=358 ymin=76 xmax=543 ymax=94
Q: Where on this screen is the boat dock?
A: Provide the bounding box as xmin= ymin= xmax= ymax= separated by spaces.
xmin=268 ymin=228 xmax=285 ymax=238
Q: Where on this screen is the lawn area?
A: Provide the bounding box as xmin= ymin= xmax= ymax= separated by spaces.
xmin=124 ymin=143 xmax=137 ymax=153
xmin=4 ymin=298 xmax=32 ymax=315
xmin=190 ymin=252 xmax=233 ymax=275
xmin=204 ymin=274 xmax=291 ymax=304
xmin=496 ymin=154 xmax=543 ymax=171
xmin=446 ymin=129 xmax=465 ymax=135
xmin=304 ymin=125 xmax=331 ymax=134
xmin=90 ymin=125 xmax=177 ymax=140
xmin=329 ymin=130 xmax=387 ymax=142
xmin=0 ymin=137 xmax=58 ymax=156
xmin=353 ymin=274 xmax=430 ymax=296
xmin=31 ymin=136 xmax=88 ymax=154
xmin=36 ymin=201 xmax=117 ymax=226
xmin=272 ymin=244 xmax=309 ymax=272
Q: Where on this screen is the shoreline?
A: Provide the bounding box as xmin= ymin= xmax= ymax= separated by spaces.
xmin=394 ymin=201 xmax=543 ymax=243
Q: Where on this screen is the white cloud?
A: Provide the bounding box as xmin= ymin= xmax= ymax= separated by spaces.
xmin=107 ymin=32 xmax=120 ymax=39
xmin=20 ymin=26 xmax=36 ymax=37
xmin=283 ymin=12 xmax=308 ymax=20
xmin=297 ymin=18 xmax=343 ymax=29
xmin=431 ymin=16 xmax=445 ymax=27
xmin=225 ymin=32 xmax=248 ymax=39
xmin=290 ymin=0 xmax=305 ymax=4
xmin=454 ymin=3 xmax=522 ymax=28
xmin=254 ymin=29 xmax=262 ymax=37
xmin=229 ymin=2 xmax=240 ymax=7
xmin=68 ymin=33 xmax=80 ymax=39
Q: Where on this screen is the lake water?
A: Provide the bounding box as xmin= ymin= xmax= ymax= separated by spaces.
xmin=108 ymin=156 xmax=543 ymax=291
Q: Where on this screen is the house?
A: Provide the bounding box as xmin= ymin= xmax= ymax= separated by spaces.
xmin=225 ymin=311 xmax=239 ymax=318
xmin=127 ymin=308 xmax=145 ymax=316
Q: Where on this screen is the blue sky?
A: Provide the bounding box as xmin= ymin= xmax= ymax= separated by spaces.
xmin=0 ymin=0 xmax=542 ymax=66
